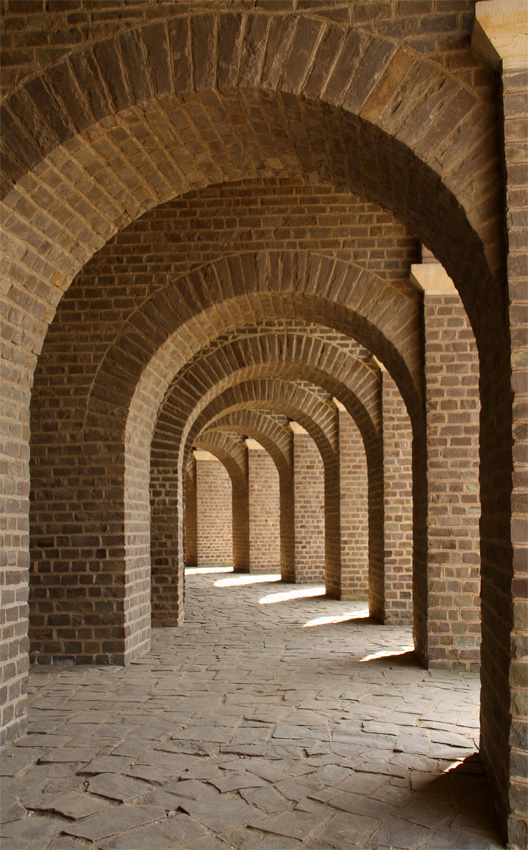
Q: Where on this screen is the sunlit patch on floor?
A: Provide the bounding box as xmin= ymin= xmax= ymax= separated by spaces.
xmin=303 ymin=609 xmax=368 ymax=627
xmin=185 ymin=566 xmax=233 ymax=575
xmin=215 ymin=574 xmax=281 ymax=587
xmin=259 ymin=585 xmax=324 ymax=604
xmin=360 ymin=646 xmax=414 ymax=662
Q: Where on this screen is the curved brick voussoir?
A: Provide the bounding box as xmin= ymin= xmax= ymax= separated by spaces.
xmin=203 ymin=411 xmax=293 ymax=481
xmin=91 ymin=251 xmax=422 ymax=436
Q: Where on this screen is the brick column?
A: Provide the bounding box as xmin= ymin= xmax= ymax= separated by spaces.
xmin=247 ymin=440 xmax=280 ymax=573
xmin=291 ymin=423 xmax=325 ymax=582
xmin=195 ymin=452 xmax=233 ymax=567
xmin=473 ymin=5 xmax=528 ymax=845
xmin=382 ymin=370 xmax=413 ymax=624
xmin=184 ymin=458 xmax=198 ymax=567
xmin=412 ymin=263 xmax=481 ymax=671
xmin=337 ymin=404 xmax=369 ymax=601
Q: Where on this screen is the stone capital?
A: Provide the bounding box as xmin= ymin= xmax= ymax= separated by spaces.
xmin=193 ymin=449 xmax=217 ymax=461
xmin=289 ymin=421 xmax=308 ymax=435
xmin=473 ymin=0 xmax=528 ymax=71
xmin=410 ymin=263 xmax=456 ymax=295
xmin=245 ymin=438 xmax=265 ymax=450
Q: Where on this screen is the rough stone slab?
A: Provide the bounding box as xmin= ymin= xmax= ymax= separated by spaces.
xmin=424 ymin=826 xmax=504 ymax=849
xmin=0 ymin=798 xmax=26 ymax=824
xmin=62 ymin=805 xmax=166 ymax=841
xmin=23 ymin=790 xmax=110 ymax=819
xmin=250 ymin=837 xmax=301 ymax=850
xmin=328 ymin=790 xmax=393 ymax=819
xmin=209 ymin=771 xmax=268 ymax=793
xmin=78 ymin=755 xmax=132 ymax=775
xmin=0 ymin=750 xmax=48 ymax=775
xmin=100 ymin=812 xmax=207 ymax=849
xmin=164 ymin=778 xmax=220 ymax=801
xmin=14 ymin=735 xmax=73 ymax=749
xmin=125 ymin=764 xmax=181 ymax=785
xmin=37 ymin=747 xmax=100 ymax=764
xmin=177 ymin=795 xmax=258 ymax=832
xmin=250 ymin=810 xmax=328 ymax=841
xmin=171 ymin=725 xmax=234 ymax=744
xmin=312 ymin=811 xmax=379 ymax=848
xmin=0 ymin=815 xmax=64 ymax=841
xmin=240 ymin=785 xmax=290 ymax=814
xmin=370 ymin=815 xmax=431 ymax=848
xmin=87 ymin=772 xmax=149 ymax=802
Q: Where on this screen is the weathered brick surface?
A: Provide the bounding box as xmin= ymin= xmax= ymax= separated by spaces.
xmin=424 ymin=291 xmax=480 ymax=672
xmin=382 ymin=371 xmax=413 ymax=624
xmin=338 ymin=408 xmax=369 ymax=602
xmin=293 ymin=429 xmax=325 ymax=582
xmin=248 ymin=444 xmax=280 ymax=574
xmin=195 ymin=455 xmax=233 ymax=568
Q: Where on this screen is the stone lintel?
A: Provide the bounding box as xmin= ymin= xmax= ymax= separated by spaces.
xmin=245 ymin=438 xmax=265 ymax=450
xmin=193 ymin=449 xmax=217 ymax=461
xmin=473 ymin=0 xmax=528 ymax=71
xmin=410 ymin=263 xmax=456 ymax=295
xmin=289 ymin=421 xmax=308 ymax=435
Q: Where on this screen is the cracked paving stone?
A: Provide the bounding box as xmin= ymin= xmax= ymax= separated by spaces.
xmin=0 ymin=798 xmax=26 ymax=823
xmin=239 ymin=786 xmax=290 ymax=814
xmin=177 ymin=796 xmax=259 ymax=832
xmin=100 ymin=811 xmax=208 ymax=849
xmin=327 ymin=790 xmax=393 ymax=819
xmin=0 ymin=749 xmax=48 ymax=775
xmin=250 ymin=810 xmax=329 ymax=841
xmin=370 ymin=815 xmax=432 ymax=848
xmin=312 ymin=810 xmax=380 ymax=848
xmin=164 ymin=778 xmax=220 ymax=800
xmin=171 ymin=726 xmax=235 ymax=744
xmin=87 ymin=772 xmax=149 ymax=802
xmin=14 ymin=735 xmax=73 ymax=749
xmin=423 ymin=826 xmax=504 ymax=849
xmin=23 ymin=790 xmax=110 ymax=819
xmin=0 ymin=815 xmax=65 ymax=841
xmin=209 ymin=771 xmax=269 ymax=793
xmin=251 ymin=836 xmax=301 ymax=849
xmin=61 ymin=804 xmax=166 ymax=841
xmin=37 ymin=747 xmax=101 ymax=764
xmin=125 ymin=764 xmax=182 ymax=785
xmin=398 ymin=798 xmax=453 ymax=828
xmin=78 ymin=755 xmax=132 ymax=775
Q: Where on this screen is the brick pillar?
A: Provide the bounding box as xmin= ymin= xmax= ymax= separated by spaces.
xmin=232 ymin=446 xmax=250 ymax=573
xmin=195 ymin=452 xmax=233 ymax=567
xmin=413 ymin=263 xmax=481 ymax=671
xmin=473 ymin=5 xmax=528 ymax=845
xmin=291 ymin=423 xmax=325 ymax=582
xmin=382 ymin=370 xmax=413 ymax=624
xmin=184 ymin=458 xmax=198 ymax=567
xmin=247 ymin=440 xmax=280 ymax=573
xmin=337 ymin=405 xmax=369 ymax=601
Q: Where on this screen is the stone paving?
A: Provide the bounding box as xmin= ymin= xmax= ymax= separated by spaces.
xmin=1 ymin=568 xmax=503 ymax=850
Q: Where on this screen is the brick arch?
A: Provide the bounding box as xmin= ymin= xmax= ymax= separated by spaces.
xmin=1 ymin=12 xmax=502 ymax=290
xmin=2 ymin=19 xmax=515 ymax=829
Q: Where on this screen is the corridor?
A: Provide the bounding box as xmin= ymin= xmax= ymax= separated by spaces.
xmin=1 ymin=569 xmax=501 ymax=850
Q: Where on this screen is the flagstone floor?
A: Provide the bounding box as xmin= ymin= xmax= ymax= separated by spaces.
xmin=1 ymin=568 xmax=503 ymax=849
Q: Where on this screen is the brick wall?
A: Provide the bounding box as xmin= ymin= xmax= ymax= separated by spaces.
xmin=293 ymin=428 xmax=325 ymax=582
xmin=339 ymin=408 xmax=369 ymax=601
xmin=248 ymin=444 xmax=280 ymax=574
xmin=184 ymin=460 xmax=197 ymax=567
xmin=382 ymin=371 xmax=413 ymax=624
xmin=195 ymin=454 xmax=233 ymax=567
xmin=424 ymin=291 xmax=480 ymax=671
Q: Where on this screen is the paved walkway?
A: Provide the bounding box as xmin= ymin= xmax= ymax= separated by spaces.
xmin=1 ymin=568 xmax=503 ymax=849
